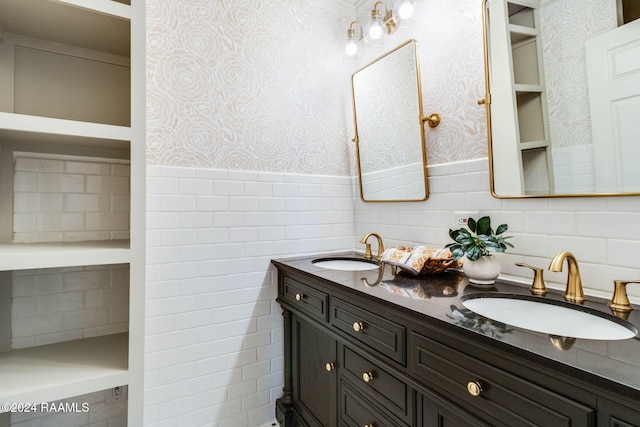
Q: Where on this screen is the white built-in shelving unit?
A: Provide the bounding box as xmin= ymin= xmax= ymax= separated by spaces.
xmin=0 ymin=0 xmax=144 ymax=425
xmin=488 ymin=0 xmax=554 ymax=195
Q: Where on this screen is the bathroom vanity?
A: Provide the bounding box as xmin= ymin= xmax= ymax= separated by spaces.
xmin=272 ymin=253 xmax=640 ymax=427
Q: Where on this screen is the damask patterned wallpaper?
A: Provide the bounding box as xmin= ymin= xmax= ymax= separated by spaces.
xmin=541 ymin=0 xmax=614 ymax=149
xmin=146 ymin=0 xmax=355 ymax=174
xmin=351 ymin=0 xmax=487 ymax=165
xmin=146 ymin=0 xmax=488 ymax=174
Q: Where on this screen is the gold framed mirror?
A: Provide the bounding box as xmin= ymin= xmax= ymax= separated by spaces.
xmin=351 ymin=39 xmax=429 ymax=202
xmin=482 ymin=0 xmax=640 ymax=198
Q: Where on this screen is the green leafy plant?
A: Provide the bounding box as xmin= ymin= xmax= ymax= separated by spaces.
xmin=445 ymin=216 xmax=513 ymax=261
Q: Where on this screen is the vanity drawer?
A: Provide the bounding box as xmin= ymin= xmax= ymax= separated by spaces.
xmin=341 ymin=345 xmax=412 ymax=424
xmin=282 ymin=276 xmax=329 ymax=322
xmin=331 ymin=297 xmax=405 ymax=365
xmin=339 ymin=379 xmax=409 ymax=427
xmin=410 ymin=331 xmax=595 ymax=427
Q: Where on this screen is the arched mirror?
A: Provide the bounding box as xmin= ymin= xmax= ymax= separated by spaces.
xmin=352 ymin=39 xmax=431 ymax=202
xmin=482 ymin=0 xmax=640 ymax=197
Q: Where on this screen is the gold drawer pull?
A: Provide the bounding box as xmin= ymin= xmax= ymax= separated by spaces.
xmin=364 ymin=424 xmax=374 ymax=427
xmin=362 ymin=371 xmax=374 ymax=383
xmin=325 ymin=362 xmax=335 ymax=372
xmin=467 ymin=381 xmax=483 ymax=397
xmin=353 ymin=321 xmax=364 ymax=332
xmin=295 ymin=293 xmax=305 ymax=301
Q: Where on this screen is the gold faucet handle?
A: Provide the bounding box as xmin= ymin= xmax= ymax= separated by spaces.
xmin=516 ymin=262 xmax=548 ymax=296
xmin=608 ymin=280 xmax=640 ymax=313
xmin=362 ymin=242 xmax=372 ymax=260
xmin=376 ymin=241 xmax=385 ymax=261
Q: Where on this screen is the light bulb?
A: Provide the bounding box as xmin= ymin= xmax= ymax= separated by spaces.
xmin=368 ymin=19 xmax=384 ymax=40
xmin=396 ymin=0 xmax=416 ymax=20
xmin=345 ymin=38 xmax=358 ymax=56
xmin=345 ymin=28 xmax=359 ymax=56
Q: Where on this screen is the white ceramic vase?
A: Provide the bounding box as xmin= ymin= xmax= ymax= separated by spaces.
xmin=463 ymin=255 xmax=501 ymax=285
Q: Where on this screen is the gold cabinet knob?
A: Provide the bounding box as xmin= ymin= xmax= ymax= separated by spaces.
xmin=353 ymin=322 xmax=364 ymax=332
xmin=477 ymin=98 xmax=486 ymax=105
xmin=362 ymin=372 xmax=374 ymax=383
xmin=325 ymin=362 xmax=335 ymax=372
xmin=295 ymin=293 xmax=305 ymax=301
xmin=467 ymin=381 xmax=483 ymax=397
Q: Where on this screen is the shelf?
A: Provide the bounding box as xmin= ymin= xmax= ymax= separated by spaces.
xmin=0 ymin=240 xmax=130 ymax=271
xmin=0 ymin=0 xmax=130 ymax=56
xmin=519 ymin=140 xmax=550 ymax=150
xmin=0 ymin=113 xmax=131 ymax=157
xmin=514 ymin=84 xmax=543 ymax=93
xmin=0 ymin=333 xmax=128 ymax=408
xmin=509 ymin=24 xmax=539 ymax=40
xmin=0 ymin=112 xmax=131 ymax=142
xmin=50 ymin=0 xmax=131 ymax=20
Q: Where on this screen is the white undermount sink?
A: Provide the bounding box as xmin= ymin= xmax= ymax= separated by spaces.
xmin=461 ymin=293 xmax=638 ymax=340
xmin=312 ymin=257 xmax=380 ymax=271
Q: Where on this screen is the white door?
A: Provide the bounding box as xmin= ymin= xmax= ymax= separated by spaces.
xmin=586 ymin=18 xmax=640 ymax=193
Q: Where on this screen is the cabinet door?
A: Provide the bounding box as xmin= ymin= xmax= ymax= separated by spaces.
xmin=292 ymin=315 xmax=337 ymax=427
xmin=411 ymin=331 xmax=595 ymax=426
xmin=418 ymin=391 xmax=489 ymax=427
xmin=598 ymin=398 xmax=640 ymax=427
xmin=339 ymin=379 xmax=408 ymax=427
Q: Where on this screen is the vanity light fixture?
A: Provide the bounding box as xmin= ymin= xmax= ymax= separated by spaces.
xmin=368 ymin=1 xmax=397 ymax=40
xmin=345 ymin=21 xmax=364 ymax=56
xmin=345 ymin=0 xmax=417 ymax=56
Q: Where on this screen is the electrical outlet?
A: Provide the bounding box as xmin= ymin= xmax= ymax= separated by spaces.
xmin=452 ymin=211 xmax=480 ymax=228
xmin=106 ymin=385 xmax=128 ymax=405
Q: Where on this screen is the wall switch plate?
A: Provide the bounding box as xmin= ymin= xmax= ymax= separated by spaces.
xmin=106 ymin=385 xmax=128 ymax=404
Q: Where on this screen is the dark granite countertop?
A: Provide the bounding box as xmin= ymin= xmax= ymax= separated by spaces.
xmin=272 ymin=251 xmax=640 ymax=394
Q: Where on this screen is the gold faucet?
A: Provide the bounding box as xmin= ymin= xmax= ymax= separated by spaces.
xmin=548 ymin=251 xmax=586 ymax=304
xmin=359 ymin=232 xmax=385 ymax=261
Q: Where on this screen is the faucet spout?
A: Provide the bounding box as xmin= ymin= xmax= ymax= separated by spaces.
xmin=548 ymin=251 xmax=586 ymax=304
xmin=359 ymin=232 xmax=385 ymax=261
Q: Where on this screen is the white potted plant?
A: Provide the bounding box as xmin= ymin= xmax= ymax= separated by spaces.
xmin=445 ymin=216 xmax=513 ymax=284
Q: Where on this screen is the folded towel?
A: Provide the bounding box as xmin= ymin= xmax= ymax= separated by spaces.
xmin=381 ymin=246 xmax=452 ymax=275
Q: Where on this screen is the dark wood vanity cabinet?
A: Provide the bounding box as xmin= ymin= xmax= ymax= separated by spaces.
xmin=290 ymin=315 xmax=337 ymax=427
xmin=275 ymin=266 xmax=640 ymax=427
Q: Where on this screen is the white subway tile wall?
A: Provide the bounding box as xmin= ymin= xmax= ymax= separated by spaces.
xmin=145 ymin=165 xmax=354 ymax=427
xmin=360 ymin=162 xmax=426 ymax=200
xmin=145 ymin=160 xmax=640 ymax=427
xmin=13 ymin=155 xmax=131 ymax=243
xmin=11 ymin=264 xmax=130 ymax=349
xmin=9 ymin=387 xmax=127 ymax=427
xmin=552 ymin=145 xmax=596 ymax=194
xmin=355 ymin=158 xmax=640 ymax=300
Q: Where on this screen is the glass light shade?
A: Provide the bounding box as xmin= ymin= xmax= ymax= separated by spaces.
xmin=368 ymin=17 xmax=385 ymax=40
xmin=345 ymin=37 xmax=358 ymax=56
xmin=396 ymin=0 xmax=416 ymax=20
